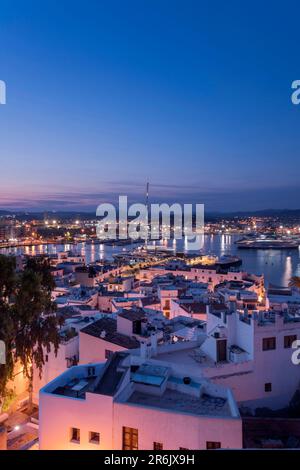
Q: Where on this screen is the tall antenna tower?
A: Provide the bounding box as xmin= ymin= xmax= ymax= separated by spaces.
xmin=145 ymin=180 xmax=150 ymax=248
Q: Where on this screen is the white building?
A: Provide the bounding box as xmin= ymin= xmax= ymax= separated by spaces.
xmin=79 ymin=316 xmax=140 ymax=364
xmin=139 ymin=265 xmax=263 ymax=292
xmin=39 ymin=352 xmax=242 ymax=450
xmin=156 ymin=308 xmax=300 ymax=410
xmin=32 ymin=316 xmax=101 ymax=404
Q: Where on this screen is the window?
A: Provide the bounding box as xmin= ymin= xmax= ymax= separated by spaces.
xmin=70 ymin=427 xmax=80 ymax=443
xmin=132 ymin=320 xmax=142 ymax=335
xmin=265 ymin=382 xmax=272 ymax=392
xmin=216 ymin=339 xmax=227 ymax=362
xmin=262 ymin=337 xmax=276 ymax=351
xmin=206 ymin=441 xmax=221 ymax=449
xmin=153 ymin=442 xmax=163 ymax=450
xmin=89 ymin=431 xmax=100 ymax=444
xmin=284 ymin=335 xmax=297 ymax=349
xmin=122 ymin=426 xmax=138 ymax=450
xmin=45 ymin=354 xmax=48 ymax=362
xmin=105 ymin=349 xmax=113 ymax=360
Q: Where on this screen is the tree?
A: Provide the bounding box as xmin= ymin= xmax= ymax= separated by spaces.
xmin=0 ymin=255 xmax=16 ymax=299
xmin=14 ymin=266 xmax=61 ymax=412
xmin=0 ymin=303 xmax=15 ymax=403
xmin=0 ymin=256 xmax=16 ymax=406
xmin=0 ymin=254 xmax=63 ymax=412
xmin=25 ymin=256 xmax=55 ymax=293
xmin=289 ymin=276 xmax=300 ymax=289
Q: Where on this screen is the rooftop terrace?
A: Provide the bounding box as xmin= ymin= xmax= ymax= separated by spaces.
xmin=127 ymin=389 xmax=230 ymax=417
xmin=156 ymin=345 xmax=215 ymax=369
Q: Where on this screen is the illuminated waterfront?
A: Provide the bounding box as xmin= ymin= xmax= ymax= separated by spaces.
xmin=1 ymin=233 xmax=299 ymax=286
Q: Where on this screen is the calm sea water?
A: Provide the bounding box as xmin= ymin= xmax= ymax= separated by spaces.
xmin=1 ymin=234 xmax=300 ymax=287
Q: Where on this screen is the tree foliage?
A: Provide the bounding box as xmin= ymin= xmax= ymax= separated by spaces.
xmin=14 ymin=269 xmax=60 ymax=380
xmin=25 ymin=256 xmax=55 ymax=293
xmin=0 ymin=255 xmax=16 ymax=398
xmin=0 ymin=302 xmax=15 ymax=398
xmin=0 ymin=255 xmax=16 ymax=299
xmin=0 ymin=254 xmax=62 ymax=408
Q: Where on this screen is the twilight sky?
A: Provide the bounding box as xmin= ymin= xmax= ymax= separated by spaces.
xmin=0 ymin=0 xmax=300 ymax=212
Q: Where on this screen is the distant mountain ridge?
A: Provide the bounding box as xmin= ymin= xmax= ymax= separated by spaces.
xmin=1 ymin=208 xmax=300 ymax=220
xmin=206 ymin=209 xmax=300 ymax=218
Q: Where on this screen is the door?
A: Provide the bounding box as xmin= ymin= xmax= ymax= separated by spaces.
xmin=217 ymin=339 xmax=227 ymax=362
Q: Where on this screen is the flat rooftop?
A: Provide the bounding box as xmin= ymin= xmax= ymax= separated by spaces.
xmin=48 ymin=353 xmax=130 ymax=399
xmin=52 ymin=376 xmax=96 ymax=399
xmin=127 ymin=389 xmax=230 ymax=417
xmin=131 ymin=364 xmax=170 ymax=387
xmin=156 ymin=346 xmax=215 ymax=369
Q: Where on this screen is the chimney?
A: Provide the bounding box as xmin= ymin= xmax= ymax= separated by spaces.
xmin=151 ymin=334 xmax=158 ymax=356
xmin=140 ymin=342 xmax=147 ymax=360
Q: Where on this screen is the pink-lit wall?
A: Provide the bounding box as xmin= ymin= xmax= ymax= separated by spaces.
xmin=39 ymin=392 xmax=114 ymax=450
xmin=39 ymin=391 xmax=242 ymax=450
xmin=79 ymin=332 xmax=128 ymax=364
xmin=113 ymin=402 xmax=243 ymax=450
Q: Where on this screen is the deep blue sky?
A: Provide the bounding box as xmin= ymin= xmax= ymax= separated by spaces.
xmin=0 ymin=0 xmax=300 ymax=212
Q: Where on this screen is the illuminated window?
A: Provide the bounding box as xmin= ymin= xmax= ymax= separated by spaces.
xmin=284 ymin=335 xmax=297 ymax=349
xmin=262 ymin=337 xmax=276 ymax=351
xmin=206 ymin=441 xmax=221 ymax=449
xmin=70 ymin=427 xmax=80 ymax=443
xmin=122 ymin=426 xmax=138 ymax=450
xmin=89 ymin=431 xmax=100 ymax=444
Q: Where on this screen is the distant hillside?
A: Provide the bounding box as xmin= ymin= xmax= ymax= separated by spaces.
xmin=0 ymin=210 xmax=13 ymax=216
xmin=1 ymin=208 xmax=300 ymax=221
xmin=206 ymin=209 xmax=300 ymax=219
